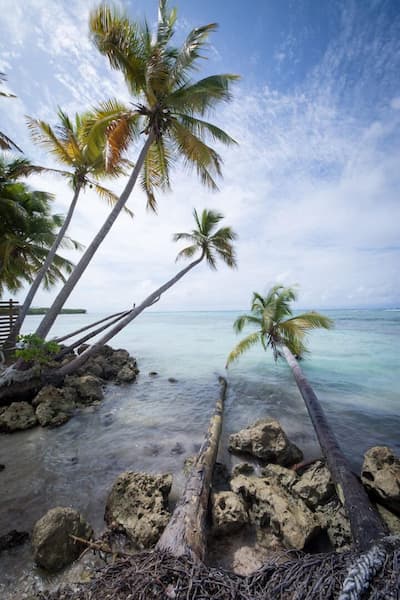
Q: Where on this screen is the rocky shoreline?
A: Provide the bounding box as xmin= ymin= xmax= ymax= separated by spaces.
xmin=2 ymin=415 xmax=398 ymax=598
xmin=0 ymin=345 xmax=139 ymax=432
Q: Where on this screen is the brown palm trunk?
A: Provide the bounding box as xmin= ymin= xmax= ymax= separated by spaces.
xmin=56 ymin=253 xmax=204 ymax=377
xmin=281 ymin=345 xmax=386 ymax=551
xmin=156 ymin=376 xmax=227 ymax=561
xmin=35 ymin=134 xmax=154 ymax=340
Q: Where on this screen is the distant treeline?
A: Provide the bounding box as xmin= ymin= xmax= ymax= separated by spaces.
xmin=27 ymin=308 xmax=87 ymax=315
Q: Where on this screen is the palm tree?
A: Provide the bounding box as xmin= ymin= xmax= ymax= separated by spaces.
xmin=0 ymin=156 xmax=80 ymax=297
xmin=35 ymin=0 xmax=238 ymax=339
xmin=226 ymin=285 xmax=386 ymax=551
xmin=57 ymin=208 xmax=237 ymax=376
xmin=9 ymin=108 xmax=132 ymax=338
xmin=0 ymin=72 xmax=22 ymax=152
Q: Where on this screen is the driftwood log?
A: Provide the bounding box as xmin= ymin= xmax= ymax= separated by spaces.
xmin=156 ymin=375 xmax=227 ymax=562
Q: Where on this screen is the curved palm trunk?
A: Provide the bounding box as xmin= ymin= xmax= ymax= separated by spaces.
xmin=35 ymin=134 xmax=154 ymax=340
xmin=6 ymin=184 xmax=83 ymax=346
xmin=57 ymin=253 xmax=204 ymax=377
xmin=52 ymin=310 xmax=128 ymax=344
xmin=156 ymin=376 xmax=227 ymax=561
xmin=281 ymin=345 xmax=386 ymax=551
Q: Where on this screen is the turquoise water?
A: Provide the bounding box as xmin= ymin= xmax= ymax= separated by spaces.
xmin=0 ymin=308 xmax=399 ymax=594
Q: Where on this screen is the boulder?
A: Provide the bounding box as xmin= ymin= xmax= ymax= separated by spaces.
xmin=361 ymin=446 xmax=400 ymax=515
xmin=33 ymin=385 xmax=76 ymax=428
xmin=261 ymin=463 xmax=298 ymax=490
xmin=104 ymin=471 xmax=172 ymax=549
xmin=292 ymin=461 xmax=334 ymax=509
xmin=376 ymin=504 xmax=400 ymax=536
xmin=116 ymin=363 xmax=138 ymax=384
xmin=232 ymin=463 xmax=256 ymax=478
xmin=228 ymin=418 xmax=303 ymax=466
xmin=0 ymin=401 xmax=37 ymax=432
xmin=231 ymin=474 xmax=319 ymax=550
xmin=315 ymin=499 xmax=352 ymax=551
xmin=32 ymin=507 xmax=93 ymax=572
xmin=65 ymin=375 xmax=104 ymax=405
xmin=211 ymin=491 xmax=248 ymax=535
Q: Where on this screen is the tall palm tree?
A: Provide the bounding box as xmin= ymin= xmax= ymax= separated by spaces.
xmin=226 ymin=285 xmax=386 ymax=551
xmin=57 ymin=208 xmax=237 ymax=376
xmin=9 ymin=109 xmax=132 ymax=338
xmin=0 ymin=72 xmax=22 ymax=152
xmin=0 ymin=156 xmax=79 ymax=296
xmin=35 ymin=0 xmax=238 ymax=339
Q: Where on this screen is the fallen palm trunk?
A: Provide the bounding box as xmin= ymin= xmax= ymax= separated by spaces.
xmin=156 ymin=375 xmax=227 ymax=562
xmin=53 ymin=310 xmax=129 ymax=344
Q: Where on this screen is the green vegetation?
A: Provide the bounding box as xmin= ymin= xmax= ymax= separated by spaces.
xmin=226 ymin=285 xmax=333 ymax=366
xmin=0 ymin=155 xmax=81 ymax=296
xmin=14 ymin=333 xmax=60 ymax=365
xmin=0 ymin=73 xmax=21 ymax=152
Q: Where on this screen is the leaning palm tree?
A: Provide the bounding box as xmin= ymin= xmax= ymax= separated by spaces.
xmin=9 ymin=108 xmax=132 ymax=339
xmin=56 ymin=208 xmax=237 ymax=376
xmin=35 ymin=0 xmax=238 ymax=339
xmin=226 ymin=285 xmax=386 ymax=552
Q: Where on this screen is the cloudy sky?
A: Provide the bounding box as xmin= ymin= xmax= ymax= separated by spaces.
xmin=1 ymin=0 xmax=399 ymax=312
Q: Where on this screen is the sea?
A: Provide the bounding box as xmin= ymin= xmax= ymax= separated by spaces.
xmin=0 ymin=308 xmax=399 ymax=594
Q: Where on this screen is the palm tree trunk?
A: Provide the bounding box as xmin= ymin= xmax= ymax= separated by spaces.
xmin=281 ymin=345 xmax=386 ymax=551
xmin=35 ymin=134 xmax=154 ymax=340
xmin=156 ymin=376 xmax=227 ymax=562
xmin=53 ymin=310 xmax=128 ymax=343
xmin=5 ymin=183 xmax=83 ymax=346
xmin=56 ymin=253 xmax=204 ymax=377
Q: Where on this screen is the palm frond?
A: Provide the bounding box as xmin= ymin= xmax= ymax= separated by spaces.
xmin=226 ymin=332 xmax=261 ymax=368
xmin=175 ymin=113 xmax=237 ymax=146
xmin=175 ymin=244 xmax=199 ymax=262
xmin=27 ymin=117 xmax=74 ymax=165
xmin=168 ymin=74 xmax=240 ymax=116
xmin=233 ymin=314 xmax=262 ymax=334
xmin=89 ymin=181 xmax=134 ymax=217
xmin=172 ymin=23 xmax=218 ymax=85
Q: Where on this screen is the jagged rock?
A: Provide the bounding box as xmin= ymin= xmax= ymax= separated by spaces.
xmin=65 ymin=375 xmax=104 ymax=405
xmin=0 ymin=401 xmax=37 ymax=432
xmin=292 ymin=461 xmax=334 ymax=509
xmin=232 ymin=463 xmax=256 ymax=478
xmin=261 ymin=463 xmax=298 ymax=490
xmin=228 ymin=418 xmax=303 ymax=466
xmin=376 ymin=504 xmax=400 ymax=535
xmin=32 ymin=507 xmax=93 ymax=572
xmin=212 ymin=491 xmax=248 ymax=535
xmin=33 ymin=385 xmax=76 ymax=428
xmin=361 ymin=446 xmax=400 ymax=515
xmin=116 ymin=363 xmax=138 ymax=383
xmin=231 ymin=474 xmax=319 ymax=550
xmin=104 ymin=471 xmax=172 ymax=549
xmin=315 ymin=499 xmax=352 ymax=551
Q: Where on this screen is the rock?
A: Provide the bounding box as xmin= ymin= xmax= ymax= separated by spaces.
xmin=183 ymin=455 xmax=196 ymax=476
xmin=104 ymin=471 xmax=172 ymax=549
xmin=168 ymin=377 xmax=178 ymax=383
xmin=315 ymin=499 xmax=352 ymax=551
xmin=149 ymin=371 xmax=158 ymax=377
xmin=213 ymin=462 xmax=231 ymax=491
xmin=33 ymin=385 xmax=76 ymax=428
xmin=0 ymin=530 xmax=29 ymax=553
xmin=376 ymin=504 xmax=400 ymax=535
xmin=228 ymin=418 xmax=303 ymax=467
xmin=212 ymin=491 xmax=248 ymax=535
xmin=361 ymin=446 xmax=400 ymax=515
xmin=0 ymin=401 xmax=37 ymax=432
xmin=65 ymin=375 xmax=104 ymax=404
xmin=170 ymin=442 xmax=185 ymax=455
xmin=32 ymin=507 xmax=93 ymax=572
xmin=261 ymin=463 xmax=298 ymax=490
xmin=292 ymin=461 xmax=334 ymax=509
xmin=232 ymin=463 xmax=256 ymax=478
xmin=116 ymin=364 xmax=138 ymax=383
xmin=0 ymin=464 xmax=4 ymax=471
xmin=231 ymin=474 xmax=319 ymax=550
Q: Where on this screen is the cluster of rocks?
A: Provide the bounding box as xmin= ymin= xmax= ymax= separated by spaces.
xmin=0 ymin=345 xmax=139 ymax=433
xmin=26 ymin=418 xmax=400 ymax=577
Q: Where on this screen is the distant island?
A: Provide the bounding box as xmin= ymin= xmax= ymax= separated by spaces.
xmin=27 ymin=308 xmax=87 ymax=315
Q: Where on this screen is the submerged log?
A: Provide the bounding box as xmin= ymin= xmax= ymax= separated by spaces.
xmin=156 ymin=376 xmax=227 ymax=562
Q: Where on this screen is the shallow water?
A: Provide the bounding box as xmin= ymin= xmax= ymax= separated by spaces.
xmin=0 ymin=308 xmax=399 ymax=595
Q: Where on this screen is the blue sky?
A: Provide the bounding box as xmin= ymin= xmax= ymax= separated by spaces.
xmin=1 ymin=0 xmax=400 ymax=311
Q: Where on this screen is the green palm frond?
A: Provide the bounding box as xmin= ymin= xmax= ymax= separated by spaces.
xmin=27 ymin=117 xmax=75 ymax=165
xmin=141 ymin=138 xmax=172 ymax=211
xmin=89 ymin=181 xmax=133 ymax=217
xmin=171 ymin=23 xmax=218 ymax=85
xmin=175 ymin=114 xmax=237 ymax=146
xmin=175 ymin=244 xmax=199 ymax=262
xmin=226 ymin=332 xmax=261 ymax=368
xmin=168 ymin=74 xmax=240 ymax=116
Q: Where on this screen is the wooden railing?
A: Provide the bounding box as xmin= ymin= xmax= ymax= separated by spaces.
xmin=0 ymin=299 xmax=20 ymax=349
